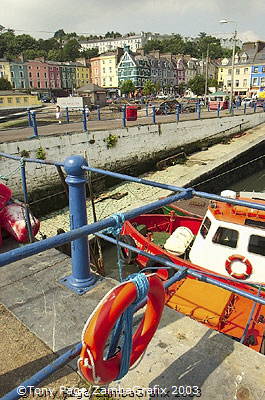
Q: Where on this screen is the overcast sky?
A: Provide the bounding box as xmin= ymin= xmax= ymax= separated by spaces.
xmin=1 ymin=0 xmax=264 ymax=42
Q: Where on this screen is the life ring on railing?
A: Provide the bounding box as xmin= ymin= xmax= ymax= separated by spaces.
xmin=78 ymin=274 xmax=165 ymax=385
xmin=225 ymin=254 xmax=252 ymax=280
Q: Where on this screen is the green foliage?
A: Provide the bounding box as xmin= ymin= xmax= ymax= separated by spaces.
xmin=0 ymin=77 xmax=12 ymax=90
xmin=178 ymin=82 xmax=187 ymax=95
xmin=80 ymin=48 xmax=99 ymax=59
xmin=105 ymin=31 xmax=122 ymax=38
xmin=63 ymin=39 xmax=80 ymax=61
xmin=142 ymin=80 xmax=156 ymax=96
xmin=20 ymin=150 xmax=30 ymax=158
xmin=35 ymin=147 xmax=46 ymax=160
xmin=105 ymin=134 xmax=118 ymax=149
xmin=188 ymin=75 xmax=205 ymax=96
xmin=23 ymin=49 xmax=46 ymax=61
xmin=119 ymin=80 xmax=135 ymax=96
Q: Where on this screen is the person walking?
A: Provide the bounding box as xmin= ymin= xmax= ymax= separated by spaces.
xmin=55 ymin=105 xmax=62 ymax=124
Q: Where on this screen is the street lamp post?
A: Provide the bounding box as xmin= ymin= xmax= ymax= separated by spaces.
xmin=220 ymin=20 xmax=237 ymax=112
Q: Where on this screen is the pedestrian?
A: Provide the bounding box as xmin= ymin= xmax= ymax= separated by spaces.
xmin=85 ymin=105 xmax=89 ymax=119
xmin=55 ymin=105 xmax=62 ymax=124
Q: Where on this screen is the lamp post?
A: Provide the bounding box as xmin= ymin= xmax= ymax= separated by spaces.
xmin=204 ymin=44 xmax=209 ymax=106
xmin=220 ymin=20 xmax=237 ymax=112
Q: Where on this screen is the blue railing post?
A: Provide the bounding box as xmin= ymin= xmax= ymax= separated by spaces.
xmin=254 ymin=102 xmax=257 ymax=113
xmin=197 ymin=103 xmax=201 ymax=119
xmin=152 ymin=106 xmax=156 ymax=124
xmin=61 ymin=156 xmax=97 ymax=294
xmin=146 ymin=103 xmax=149 ymax=116
xmin=27 ymin=108 xmax=32 ymax=127
xmin=176 ymin=104 xmax=180 ymax=122
xmin=122 ymin=106 xmax=126 ymax=127
xmin=31 ymin=111 xmax=38 ymax=138
xmin=20 ymin=158 xmax=34 ymax=243
xmin=82 ymin=108 xmax=87 ymax=132
xmin=65 ymin=107 xmax=70 ymax=123
xmin=217 ymin=102 xmax=220 ymax=118
xmin=97 ymin=105 xmax=101 ymax=120
xmin=244 ymin=102 xmax=247 ymax=114
xmin=207 ymin=102 xmax=210 ymax=112
xmin=263 ymin=103 xmax=265 ymax=113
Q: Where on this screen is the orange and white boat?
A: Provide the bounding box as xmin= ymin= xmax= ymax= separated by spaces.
xmin=120 ymin=190 xmax=265 ymax=353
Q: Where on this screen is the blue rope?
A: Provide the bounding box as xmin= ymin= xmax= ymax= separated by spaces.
xmin=107 ymin=273 xmax=149 ymax=381
xmin=102 ymin=212 xmax=126 ymax=281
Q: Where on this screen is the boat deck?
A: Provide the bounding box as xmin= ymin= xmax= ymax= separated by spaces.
xmin=1 ymin=248 xmax=265 ymax=399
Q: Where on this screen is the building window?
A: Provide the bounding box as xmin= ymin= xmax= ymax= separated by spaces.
xmin=21 ymin=81 xmax=25 ymax=88
xmin=24 ymin=97 xmax=28 ymax=103
xmin=8 ymin=98 xmax=12 ymax=103
xmin=261 ymin=77 xmax=265 ymax=86
xmin=44 ymin=73 xmax=47 ymax=78
xmin=252 ymin=77 xmax=259 ymax=86
xmin=103 ymin=68 xmax=105 ymax=73
xmin=243 ymin=79 xmax=247 ymax=87
xmin=45 ymin=81 xmax=48 ymax=88
xmin=0 ymin=98 xmax=3 ymax=103
xmin=19 ymin=71 xmax=24 ymax=78
xmin=253 ymin=66 xmax=259 ymax=73
xmin=29 ymin=72 xmax=32 ymax=78
xmin=235 ymin=80 xmax=239 ymax=87
xmin=16 ymin=97 xmax=21 ymax=104
xmin=29 ymin=81 xmax=33 ymax=87
xmin=212 ymin=227 xmax=238 ymax=248
xmin=37 ymin=81 xmax=41 ymax=88
xmin=37 ymin=72 xmax=40 ymax=78
xmin=11 ymin=71 xmax=14 ymax=78
xmin=28 ymin=66 xmax=31 ymax=69
xmin=227 ymin=80 xmax=231 ymax=87
xmin=244 ymin=68 xmax=248 ymax=74
xmin=236 ymin=69 xmax=240 ymax=75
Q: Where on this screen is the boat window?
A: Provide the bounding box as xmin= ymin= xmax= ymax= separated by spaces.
xmin=212 ymin=227 xmax=238 ymax=248
xmin=200 ymin=217 xmax=211 ymax=239
xmin=248 ymin=235 xmax=265 ymax=256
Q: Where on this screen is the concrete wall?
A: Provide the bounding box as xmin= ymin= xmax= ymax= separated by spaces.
xmin=1 ymin=112 xmax=265 ymax=199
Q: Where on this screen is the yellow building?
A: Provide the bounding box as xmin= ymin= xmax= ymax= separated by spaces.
xmin=75 ymin=62 xmax=91 ymax=88
xmin=91 ymin=49 xmax=123 ymax=92
xmin=0 ymin=91 xmax=41 ymax=108
xmin=218 ymin=58 xmax=252 ymax=96
xmin=0 ymin=60 xmax=11 ymax=82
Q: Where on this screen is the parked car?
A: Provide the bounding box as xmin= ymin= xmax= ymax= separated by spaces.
xmin=256 ymin=98 xmax=265 ymax=107
xmin=242 ymin=98 xmax=254 ymax=107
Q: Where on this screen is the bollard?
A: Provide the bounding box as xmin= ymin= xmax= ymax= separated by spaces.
xmin=65 ymin=107 xmax=70 ymax=123
xmin=60 ymin=155 xmax=97 ymax=294
xmin=31 ymin=111 xmax=38 ymax=138
xmin=197 ymin=103 xmax=201 ymax=119
xmin=244 ymin=102 xmax=247 ymax=114
xmin=27 ymin=108 xmax=32 ymax=127
xmin=176 ymin=104 xmax=180 ymax=122
xmin=82 ymin=108 xmax=87 ymax=132
xmin=20 ymin=159 xmax=34 ymax=243
xmin=97 ymin=105 xmax=101 ymax=120
xmin=217 ymin=102 xmax=220 ymax=118
xmin=152 ymin=106 xmax=156 ymax=124
xmin=146 ymin=103 xmax=149 ymax=116
xmin=122 ymin=106 xmax=126 ymax=128
xmin=254 ymin=102 xmax=257 ymax=113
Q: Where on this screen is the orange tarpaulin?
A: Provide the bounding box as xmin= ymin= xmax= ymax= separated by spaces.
xmin=167 ymin=279 xmax=236 ymax=330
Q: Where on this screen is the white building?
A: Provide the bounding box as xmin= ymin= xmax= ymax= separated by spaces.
xmin=80 ymin=32 xmax=154 ymax=54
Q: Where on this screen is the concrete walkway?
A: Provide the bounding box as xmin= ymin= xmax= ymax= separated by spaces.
xmin=0 ymin=106 xmax=259 ymax=143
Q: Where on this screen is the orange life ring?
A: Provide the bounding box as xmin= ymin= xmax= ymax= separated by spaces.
xmin=78 ymin=274 xmax=165 ymax=385
xmin=225 ymin=254 xmax=252 ymax=280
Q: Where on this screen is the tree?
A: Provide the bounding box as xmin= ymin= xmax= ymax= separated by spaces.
xmin=23 ymin=49 xmax=46 ymax=60
xmin=80 ymin=48 xmax=98 ymax=59
xmin=63 ymin=39 xmax=80 ymax=61
xmin=188 ymin=75 xmax=205 ymax=96
xmin=0 ymin=77 xmax=12 ymax=90
xmin=142 ymin=80 xmax=156 ymax=96
xmin=47 ymin=49 xmax=65 ymax=61
xmin=119 ymin=80 xmax=135 ymax=96
xmin=178 ymin=82 xmax=187 ymax=96
xmin=53 ymin=29 xmax=66 ymax=40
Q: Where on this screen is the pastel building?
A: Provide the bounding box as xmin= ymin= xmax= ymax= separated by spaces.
xmin=60 ymin=63 xmax=76 ymax=90
xmin=90 ymin=58 xmax=101 ymax=86
xmin=47 ymin=62 xmax=62 ymax=89
xmin=75 ymin=63 xmax=91 ymax=88
xmin=0 ymin=60 xmax=11 ymax=82
xmin=251 ymin=65 xmax=265 ymax=93
xmin=0 ymin=91 xmax=41 ymax=108
xmin=27 ymin=59 xmax=49 ymax=89
xmin=10 ymin=61 xmax=29 ymax=89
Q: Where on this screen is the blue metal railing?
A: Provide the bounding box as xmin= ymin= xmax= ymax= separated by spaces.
xmin=2 ymin=151 xmax=265 ymax=399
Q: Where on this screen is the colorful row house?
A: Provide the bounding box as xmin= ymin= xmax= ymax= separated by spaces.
xmin=218 ymin=41 xmax=265 ymax=97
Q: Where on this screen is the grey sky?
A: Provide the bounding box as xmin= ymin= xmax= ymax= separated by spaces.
xmin=1 ymin=0 xmax=264 ymax=42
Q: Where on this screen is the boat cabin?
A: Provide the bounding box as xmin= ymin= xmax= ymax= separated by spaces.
xmin=208 ymin=91 xmax=229 ymax=111
xmin=189 ymin=190 xmax=265 ymax=283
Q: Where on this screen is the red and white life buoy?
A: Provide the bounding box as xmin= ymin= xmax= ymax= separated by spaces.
xmin=78 ymin=274 xmax=165 ymax=385
xmin=225 ymin=254 xmax=252 ymax=280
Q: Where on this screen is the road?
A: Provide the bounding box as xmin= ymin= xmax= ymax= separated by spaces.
xmin=0 ymin=106 xmax=261 ymax=143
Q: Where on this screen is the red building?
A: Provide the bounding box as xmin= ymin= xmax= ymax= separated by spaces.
xmin=47 ymin=61 xmax=62 ymax=89
xmin=26 ymin=59 xmax=49 ymax=89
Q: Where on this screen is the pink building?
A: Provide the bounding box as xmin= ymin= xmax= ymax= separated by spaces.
xmin=90 ymin=58 xmax=101 ymax=86
xmin=27 ymin=59 xmax=49 ymax=89
xmin=47 ymin=62 xmax=62 ymax=89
